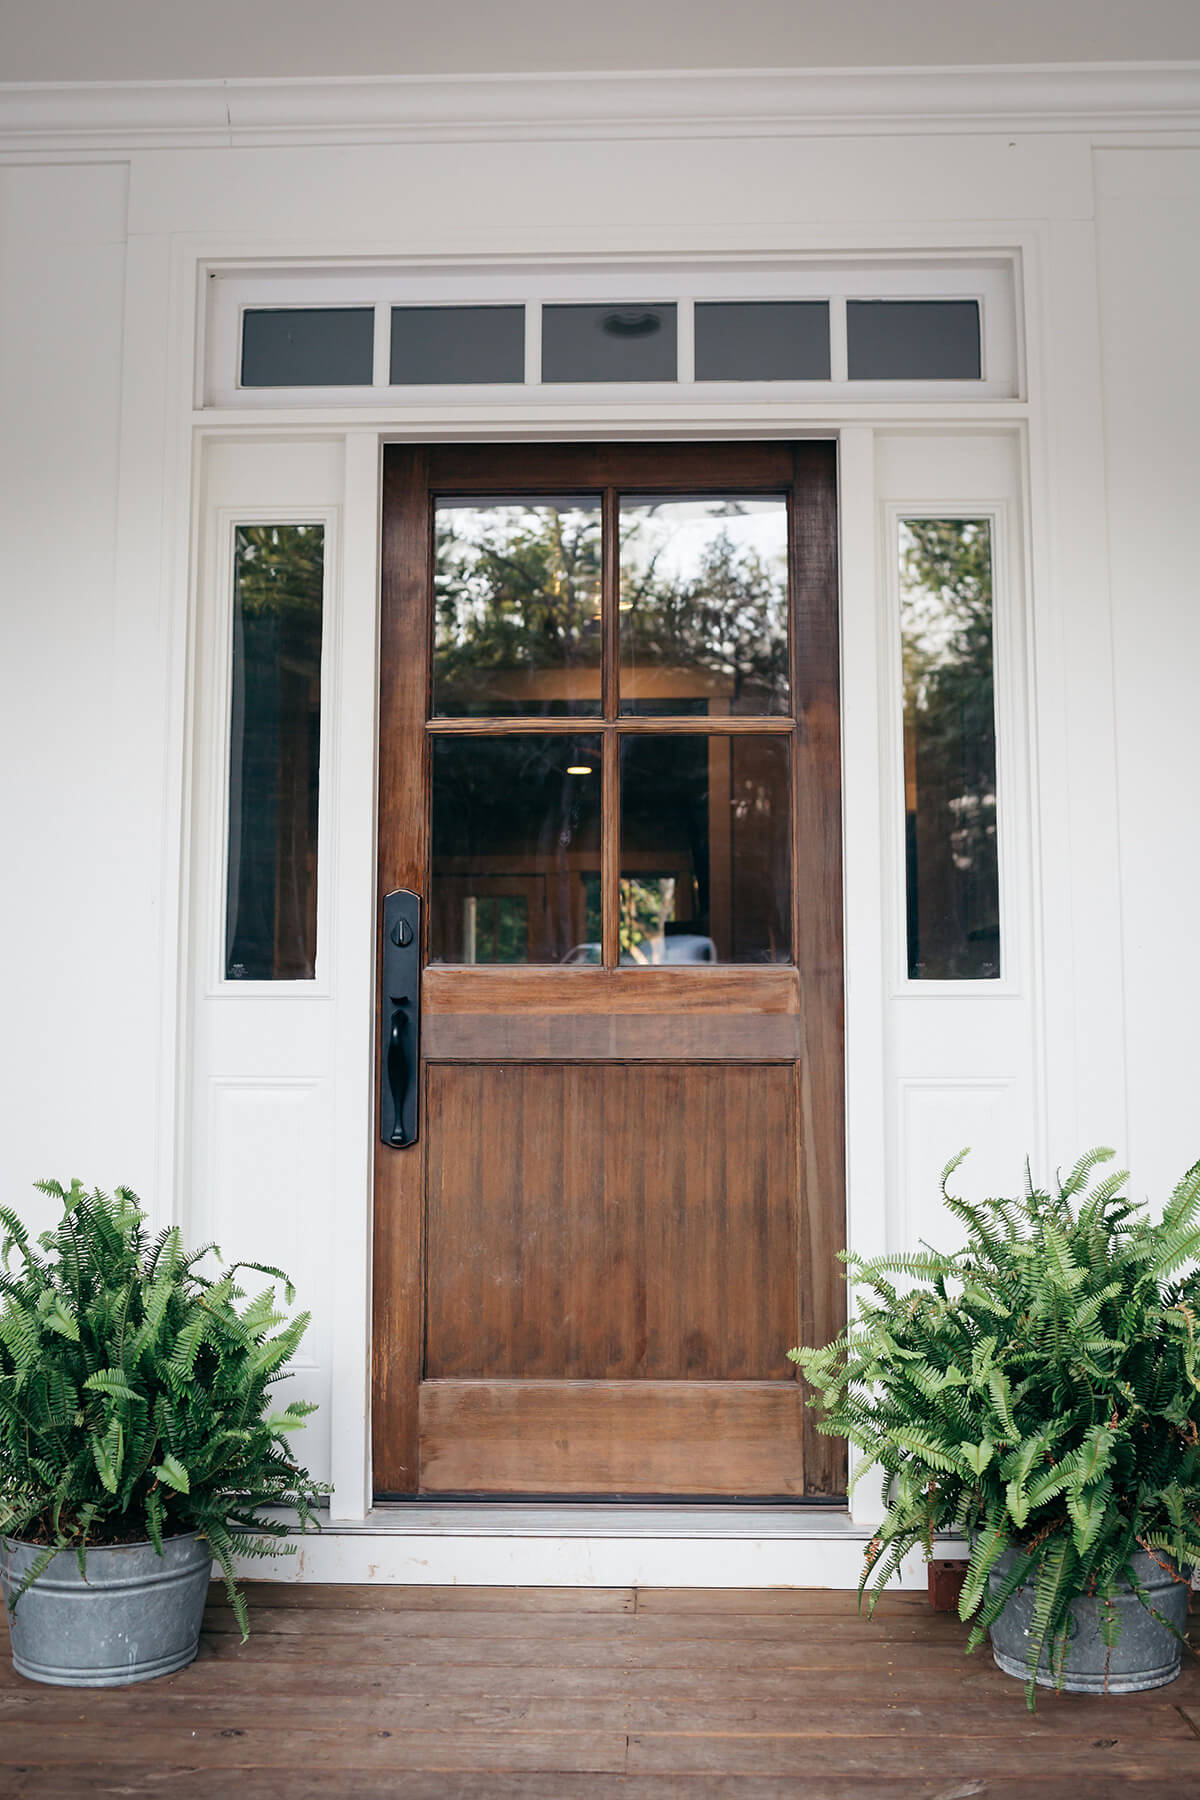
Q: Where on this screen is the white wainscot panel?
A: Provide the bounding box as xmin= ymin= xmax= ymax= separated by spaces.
xmin=896 ymin=1077 xmax=1027 ymax=1256
xmin=200 ymin=1077 xmax=333 ymax=1478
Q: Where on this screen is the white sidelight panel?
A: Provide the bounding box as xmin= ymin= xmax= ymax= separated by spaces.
xmin=187 ymin=438 xmax=350 ymax=1492
xmin=874 ymin=432 xmax=1040 ymax=1251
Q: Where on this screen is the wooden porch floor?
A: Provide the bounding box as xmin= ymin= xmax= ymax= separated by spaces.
xmin=3 ymin=1582 xmax=1200 ymax=1797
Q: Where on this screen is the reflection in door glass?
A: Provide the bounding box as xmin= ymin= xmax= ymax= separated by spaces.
xmin=225 ymin=523 xmax=323 ymax=981
xmin=619 ymin=497 xmax=789 ymax=716
xmin=433 ymin=499 xmax=603 ymax=717
xmin=900 ymin=518 xmax=1000 ymax=979
xmin=619 ymin=734 xmax=791 ymax=963
xmin=430 ymin=734 xmax=602 ymax=964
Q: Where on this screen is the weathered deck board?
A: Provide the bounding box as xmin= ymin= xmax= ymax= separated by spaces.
xmin=0 ymin=1579 xmax=1197 ymax=1796
xmin=9 ymin=1777 xmax=1195 ymax=1800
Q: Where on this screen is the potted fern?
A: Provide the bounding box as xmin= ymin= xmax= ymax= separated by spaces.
xmin=0 ymin=1179 xmax=325 ymax=1686
xmin=790 ymin=1149 xmax=1200 ymax=1708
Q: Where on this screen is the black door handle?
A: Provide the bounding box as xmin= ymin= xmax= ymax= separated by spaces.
xmin=380 ymin=889 xmax=421 ymax=1149
xmin=385 ymin=999 xmax=411 ymax=1147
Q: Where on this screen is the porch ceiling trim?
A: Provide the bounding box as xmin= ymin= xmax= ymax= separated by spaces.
xmin=1 ymin=62 xmax=1199 ymax=153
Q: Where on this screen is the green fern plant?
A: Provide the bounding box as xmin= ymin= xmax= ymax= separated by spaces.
xmin=789 ymin=1148 xmax=1200 ymax=1709
xmin=0 ymin=1179 xmax=327 ymax=1636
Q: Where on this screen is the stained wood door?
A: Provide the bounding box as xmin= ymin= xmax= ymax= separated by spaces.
xmin=373 ymin=442 xmax=844 ymax=1499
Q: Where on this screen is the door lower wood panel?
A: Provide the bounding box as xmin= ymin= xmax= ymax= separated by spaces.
xmin=419 ymin=1380 xmax=806 ymax=1495
xmin=425 ymin=1062 xmax=798 ymax=1384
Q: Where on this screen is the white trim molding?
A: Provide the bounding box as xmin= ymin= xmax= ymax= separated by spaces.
xmin=1 ymin=62 xmax=1199 ymax=153
xmin=233 ymin=1506 xmax=970 ymax=1589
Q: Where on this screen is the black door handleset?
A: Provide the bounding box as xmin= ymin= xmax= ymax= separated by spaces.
xmin=380 ymin=889 xmax=421 ymax=1149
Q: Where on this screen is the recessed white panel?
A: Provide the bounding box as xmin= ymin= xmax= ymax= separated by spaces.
xmin=897 ymin=1078 xmax=1023 ymax=1255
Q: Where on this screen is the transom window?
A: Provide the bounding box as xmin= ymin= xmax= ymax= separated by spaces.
xmin=204 ymin=260 xmax=1020 ymax=405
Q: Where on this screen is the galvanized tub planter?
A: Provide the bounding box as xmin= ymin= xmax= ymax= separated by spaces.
xmin=1 ymin=1532 xmax=212 ymax=1686
xmin=988 ymin=1547 xmax=1190 ymax=1694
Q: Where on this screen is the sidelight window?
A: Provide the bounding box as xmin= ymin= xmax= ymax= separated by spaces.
xmin=224 ymin=523 xmax=325 ymax=981
xmin=899 ymin=516 xmax=1000 ymax=980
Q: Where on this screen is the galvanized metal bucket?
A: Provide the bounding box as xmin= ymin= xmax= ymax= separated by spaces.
xmin=988 ymin=1547 xmax=1189 ymax=1693
xmin=1 ymin=1533 xmax=212 ymax=1686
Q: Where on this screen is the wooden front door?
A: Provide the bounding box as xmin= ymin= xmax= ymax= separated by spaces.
xmin=373 ymin=441 xmax=845 ymax=1499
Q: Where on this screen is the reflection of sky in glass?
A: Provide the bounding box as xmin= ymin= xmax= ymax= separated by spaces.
xmin=899 ymin=519 xmax=991 ymax=672
xmin=435 ymin=499 xmax=602 ymax=644
xmin=619 ymin=497 xmax=787 ymax=586
xmin=619 ymin=496 xmax=790 ymax=716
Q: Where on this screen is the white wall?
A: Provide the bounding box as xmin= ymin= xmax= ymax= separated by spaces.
xmin=0 ymin=161 xmax=165 ymax=1241
xmin=1096 ymin=148 xmax=1200 ymax=1207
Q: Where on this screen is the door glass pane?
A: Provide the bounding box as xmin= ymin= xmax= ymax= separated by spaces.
xmin=900 ymin=518 xmax=1000 ymax=979
xmin=619 ymin=734 xmax=791 ymax=964
xmin=433 ymin=498 xmax=603 ymax=717
xmin=430 ymin=734 xmax=602 ymax=964
xmin=225 ymin=524 xmax=324 ymax=980
xmin=619 ymin=497 xmax=789 ymax=716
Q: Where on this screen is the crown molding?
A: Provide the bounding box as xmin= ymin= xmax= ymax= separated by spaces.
xmin=1 ymin=63 xmax=1199 ymax=153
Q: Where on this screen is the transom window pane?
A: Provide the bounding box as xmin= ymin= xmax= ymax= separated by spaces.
xmin=390 ymin=305 xmax=524 ymax=385
xmin=900 ymin=518 xmax=1000 ymax=979
xmin=240 ymin=308 xmax=374 ymax=388
xmin=225 ymin=523 xmax=324 ymax=980
xmin=694 ymin=302 xmax=831 ymax=382
xmin=433 ymin=498 xmax=603 ymax=717
xmin=619 ymin=497 xmax=790 ymax=716
xmin=542 ymin=305 xmax=677 ymax=383
xmin=848 ymin=300 xmax=981 ymax=381
xmin=619 ymin=734 xmax=791 ymax=964
xmin=429 ymin=734 xmax=602 ymax=964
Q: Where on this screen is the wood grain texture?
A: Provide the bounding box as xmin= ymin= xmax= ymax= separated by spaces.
xmin=373 ymin=446 xmax=433 ymax=1494
xmin=424 ymin=1063 xmax=798 ymax=1385
xmin=418 ymin=1380 xmax=806 ymax=1494
xmin=790 ymin=440 xmax=847 ymax=1499
xmin=423 ymin=965 xmax=799 ymax=1014
xmin=427 ymin=714 xmax=795 ymax=734
xmin=422 ymin=1012 xmax=802 ymax=1060
xmin=428 ymin=441 xmax=796 ymax=493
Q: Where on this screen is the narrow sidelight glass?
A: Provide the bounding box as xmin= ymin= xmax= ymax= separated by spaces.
xmin=225 ymin=524 xmax=324 ymax=980
xmin=900 ymin=518 xmax=1000 ymax=979
xmin=619 ymin=734 xmax=791 ymax=964
xmin=619 ymin=497 xmax=790 ymax=716
xmin=433 ymin=498 xmax=603 ymax=717
xmin=429 ymin=734 xmax=603 ymax=965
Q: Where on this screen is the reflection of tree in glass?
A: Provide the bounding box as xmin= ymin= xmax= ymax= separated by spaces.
xmin=234 ymin=524 xmax=324 ymax=618
xmin=434 ymin=506 xmax=602 ymax=712
xmin=900 ymin=519 xmax=999 ymax=979
xmin=619 ymin=877 xmax=676 ymax=961
xmin=473 ymin=896 xmax=528 ymax=964
xmin=622 ymin=507 xmax=788 ymax=711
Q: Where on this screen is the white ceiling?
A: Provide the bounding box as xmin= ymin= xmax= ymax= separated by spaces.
xmin=2 ymin=0 xmax=1199 ymax=84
